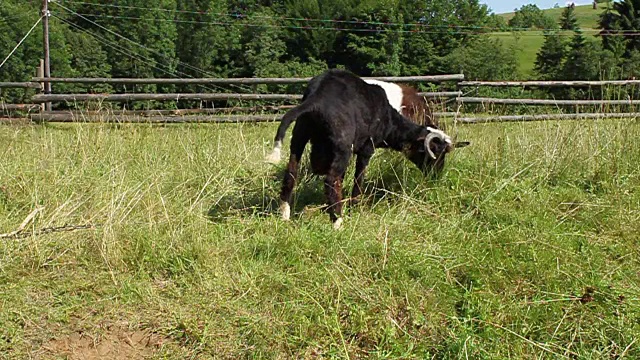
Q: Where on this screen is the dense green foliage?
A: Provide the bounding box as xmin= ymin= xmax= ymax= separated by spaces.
xmin=531 ymin=0 xmax=640 ymax=100
xmin=508 ymin=4 xmax=557 ymax=30
xmin=1 ymin=0 xmax=505 ymax=102
xmin=2 ymin=0 xmax=640 ymax=107
xmin=599 ymin=0 xmax=640 ymax=55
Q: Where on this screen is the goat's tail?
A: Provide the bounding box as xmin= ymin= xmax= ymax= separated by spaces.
xmin=264 ymin=102 xmax=313 ymax=164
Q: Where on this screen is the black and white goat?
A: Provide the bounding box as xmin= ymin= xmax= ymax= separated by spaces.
xmin=265 ymin=78 xmax=435 ymax=164
xmin=270 ymin=69 xmax=469 ymax=229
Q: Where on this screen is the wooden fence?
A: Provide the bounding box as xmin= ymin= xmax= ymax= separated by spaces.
xmin=2 ymin=75 xmax=640 ymax=124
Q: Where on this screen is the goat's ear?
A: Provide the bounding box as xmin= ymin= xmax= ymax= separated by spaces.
xmin=453 ymin=141 xmax=470 ymax=148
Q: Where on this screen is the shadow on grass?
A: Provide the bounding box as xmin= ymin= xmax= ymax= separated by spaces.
xmin=206 ymin=164 xmax=327 ymax=222
xmin=206 ymin=157 xmax=442 ymax=223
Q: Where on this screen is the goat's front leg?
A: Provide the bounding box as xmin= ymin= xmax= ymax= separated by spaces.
xmin=350 ymin=146 xmax=374 ymax=206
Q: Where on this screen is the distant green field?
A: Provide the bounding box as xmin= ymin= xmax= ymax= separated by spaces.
xmin=500 ymin=4 xmax=607 ymax=29
xmin=491 ymin=31 xmax=547 ymax=77
xmin=496 ymin=4 xmax=608 ymax=78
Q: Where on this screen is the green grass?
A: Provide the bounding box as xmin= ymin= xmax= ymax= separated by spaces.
xmin=491 ymin=31 xmax=548 ymax=78
xmin=495 ymin=4 xmax=609 ymax=78
xmin=1 ymin=115 xmax=640 ymax=358
xmin=490 ymin=30 xmax=601 ymax=78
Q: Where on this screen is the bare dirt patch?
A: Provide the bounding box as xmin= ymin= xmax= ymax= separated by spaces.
xmin=39 ymin=324 xmax=166 ymax=360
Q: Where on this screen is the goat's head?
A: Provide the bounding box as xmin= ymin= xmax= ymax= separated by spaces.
xmin=405 ymin=127 xmax=470 ymax=176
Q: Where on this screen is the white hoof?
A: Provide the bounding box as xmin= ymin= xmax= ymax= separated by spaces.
xmin=265 ymin=141 xmax=282 ymax=164
xmin=280 ymin=201 xmax=291 ymax=221
xmin=265 ymin=148 xmax=281 ymax=164
xmin=333 ymin=217 xmax=343 ymax=230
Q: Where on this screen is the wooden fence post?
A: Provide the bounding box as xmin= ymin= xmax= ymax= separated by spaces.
xmin=37 ymin=59 xmax=45 ymax=112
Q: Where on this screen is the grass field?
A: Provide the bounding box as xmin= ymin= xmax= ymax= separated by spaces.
xmin=1 ymin=116 xmax=639 ymax=358
xmin=495 ymin=4 xmax=608 ymax=78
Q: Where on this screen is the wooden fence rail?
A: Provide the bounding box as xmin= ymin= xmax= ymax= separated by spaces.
xmin=457 ymin=112 xmax=640 ymax=124
xmin=459 ymin=80 xmax=640 ymax=87
xmin=30 ymin=113 xmax=284 ymax=123
xmin=1 ymin=104 xmax=41 ymax=111
xmin=31 ymin=91 xmax=461 ymax=103
xmin=0 ymin=82 xmax=42 ymax=89
xmin=31 ymin=110 xmax=456 ymax=123
xmin=32 ymin=74 xmax=465 ymax=85
xmin=457 ymin=97 xmax=638 ymax=106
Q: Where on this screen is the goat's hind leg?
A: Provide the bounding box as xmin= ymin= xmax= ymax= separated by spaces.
xmin=279 ymin=126 xmax=308 ymax=221
xmin=350 ymin=146 xmax=374 ymax=206
xmin=324 ymin=150 xmax=350 ymax=230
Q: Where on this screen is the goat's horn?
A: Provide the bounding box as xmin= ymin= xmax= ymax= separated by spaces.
xmin=423 ymin=128 xmax=452 ymax=160
xmin=424 ymin=132 xmax=439 ymax=160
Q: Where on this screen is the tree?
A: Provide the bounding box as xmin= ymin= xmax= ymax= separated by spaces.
xmin=68 ymin=0 xmax=179 ymax=82
xmin=561 ymin=29 xmax=609 ymax=81
xmin=508 ymin=4 xmax=557 ymax=30
xmin=442 ymin=36 xmax=519 ymax=80
xmin=560 ymin=4 xmax=579 ymax=31
xmin=535 ymin=31 xmax=567 ymax=79
xmin=487 ymin=14 xmax=509 ymax=32
xmin=175 ymin=0 xmax=242 ymax=80
xmin=343 ymin=1 xmax=405 ymax=76
xmin=598 ymin=0 xmax=640 ymax=54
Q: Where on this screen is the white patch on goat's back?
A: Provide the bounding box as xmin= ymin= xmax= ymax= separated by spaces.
xmin=427 ymin=126 xmax=452 ymax=144
xmin=279 ymin=201 xmax=291 ymax=220
xmin=364 ymin=79 xmax=404 ymax=113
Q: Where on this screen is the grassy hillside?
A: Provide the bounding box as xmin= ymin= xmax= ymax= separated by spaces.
xmin=496 ymin=4 xmax=608 ymax=78
xmin=1 ymin=116 xmax=639 ymax=358
xmin=500 ymin=4 xmax=607 ymax=29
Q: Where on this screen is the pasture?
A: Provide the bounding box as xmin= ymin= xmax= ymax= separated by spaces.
xmin=494 ymin=4 xmax=607 ymax=78
xmin=499 ymin=4 xmax=606 ymax=30
xmin=1 ymin=114 xmax=639 ymax=358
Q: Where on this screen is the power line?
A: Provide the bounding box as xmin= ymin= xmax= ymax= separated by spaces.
xmin=57 ymin=12 xmax=640 ymax=37
xmin=53 ymin=15 xmax=244 ymax=96
xmin=0 ymin=16 xmax=44 ymax=70
xmin=54 ymin=0 xmax=618 ymax=34
xmin=51 ymin=1 xmax=255 ymax=94
xmin=52 ymin=15 xmax=186 ymax=82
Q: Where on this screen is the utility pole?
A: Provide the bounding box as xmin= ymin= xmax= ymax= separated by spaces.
xmin=42 ymin=0 xmax=51 ymax=111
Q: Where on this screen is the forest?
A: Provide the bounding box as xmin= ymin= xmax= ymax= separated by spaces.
xmin=2 ymin=0 xmax=640 ymax=103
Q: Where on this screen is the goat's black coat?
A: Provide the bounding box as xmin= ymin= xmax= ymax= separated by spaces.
xmin=275 ymin=69 xmax=467 ymax=227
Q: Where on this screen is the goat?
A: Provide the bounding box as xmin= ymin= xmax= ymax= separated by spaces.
xmin=265 ymin=78 xmax=435 ymax=164
xmin=270 ymin=69 xmax=469 ymax=229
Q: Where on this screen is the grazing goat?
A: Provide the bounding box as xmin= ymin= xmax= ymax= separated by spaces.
xmin=270 ymin=69 xmax=469 ymax=229
xmin=265 ymin=78 xmax=435 ymax=164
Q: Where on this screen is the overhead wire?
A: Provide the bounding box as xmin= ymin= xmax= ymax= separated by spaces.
xmin=53 ymin=15 xmax=237 ymax=96
xmin=54 ymin=0 xmax=630 ymax=35
xmin=0 ymin=15 xmax=44 ymax=70
xmin=54 ymin=10 xmax=639 ymax=37
xmin=53 ymin=15 xmax=192 ymax=82
xmin=51 ymin=0 xmax=256 ymax=94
